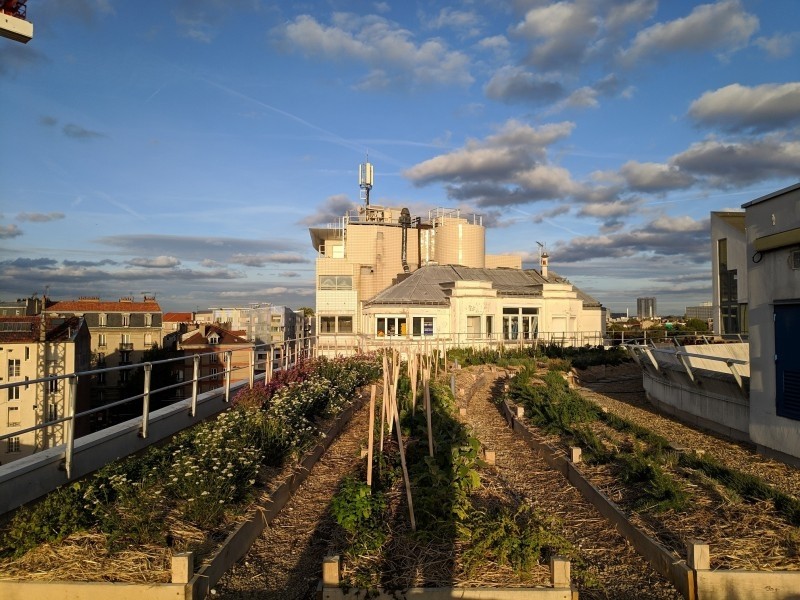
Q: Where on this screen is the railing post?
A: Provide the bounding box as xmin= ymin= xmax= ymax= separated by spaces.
xmin=141 ymin=362 xmax=152 ymax=438
xmin=249 ymin=348 xmax=255 ymax=389
xmin=224 ymin=351 xmax=232 ymax=403
xmin=190 ymin=354 xmax=200 ymax=417
xmin=64 ymin=375 xmax=78 ymax=478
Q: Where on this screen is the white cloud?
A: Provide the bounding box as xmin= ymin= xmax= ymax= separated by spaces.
xmin=513 ymin=1 xmax=600 ymax=70
xmin=278 ymin=14 xmax=473 ymax=88
xmin=670 ymin=136 xmax=800 ymax=185
xmin=230 ymin=253 xmax=309 ymax=267
xmin=484 ymin=66 xmax=565 ymax=104
xmin=127 ymin=256 xmax=182 ymax=268
xmin=0 ymin=224 xmax=22 ymax=239
xmin=688 ymin=82 xmax=800 ymax=132
xmin=619 ymin=160 xmax=695 ymax=192
xmin=605 ymin=0 xmax=657 ymax=31
xmin=755 ymin=32 xmax=798 ymax=59
xmin=16 ymin=212 xmax=66 ymax=222
xmin=620 ymin=0 xmax=758 ymax=65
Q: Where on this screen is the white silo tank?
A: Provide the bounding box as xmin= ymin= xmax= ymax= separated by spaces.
xmin=434 ymin=217 xmax=485 ymax=267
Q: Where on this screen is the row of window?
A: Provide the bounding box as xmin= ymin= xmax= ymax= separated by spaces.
xmin=320 ymin=308 xmax=541 ymax=339
xmin=7 ymin=377 xmax=60 ymax=400
xmin=96 ymin=313 xmax=154 ymax=327
xmin=97 ymin=333 xmax=153 ymax=347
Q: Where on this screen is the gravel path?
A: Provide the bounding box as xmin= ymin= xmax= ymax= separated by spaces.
xmin=453 ymin=366 xmax=681 ymax=600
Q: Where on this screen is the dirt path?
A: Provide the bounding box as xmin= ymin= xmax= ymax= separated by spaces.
xmin=212 ymin=396 xmax=372 ymax=599
xmin=453 ymin=366 xmax=681 ymax=600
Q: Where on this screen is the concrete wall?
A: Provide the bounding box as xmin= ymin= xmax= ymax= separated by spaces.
xmin=744 ymin=185 xmax=800 ymax=463
xmin=634 ymin=343 xmax=750 ymax=441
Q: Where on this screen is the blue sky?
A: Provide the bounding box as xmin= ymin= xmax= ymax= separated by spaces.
xmin=1 ymin=0 xmax=798 ymax=316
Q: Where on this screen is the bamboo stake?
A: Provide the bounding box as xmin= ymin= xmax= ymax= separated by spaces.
xmin=424 ymin=369 xmax=434 ymax=458
xmin=391 ymin=390 xmax=416 ymax=531
xmin=410 ymin=353 xmax=418 ymax=416
xmin=367 ymin=384 xmax=376 ymax=487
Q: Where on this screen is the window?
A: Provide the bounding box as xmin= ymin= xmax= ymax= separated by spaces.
xmin=376 ymin=316 xmax=406 ymax=337
xmin=319 ymin=275 xmax=353 ymax=290
xmin=320 ymin=316 xmax=336 ymax=334
xmin=412 ymin=316 xmax=435 ymax=337
xmin=47 ymin=404 xmax=58 ymax=422
xmin=24 ymin=347 xmax=30 ymax=361
xmin=502 ymin=307 xmax=539 ymax=341
xmin=144 ymin=313 xmax=152 ymax=327
xmin=8 ymin=387 xmax=19 ymax=401
xmin=98 ymin=313 xmax=107 ymax=326
xmin=98 ymin=333 xmax=107 ymax=347
xmin=6 ymin=437 xmax=20 ymax=453
xmin=486 ymin=316 xmax=493 ymax=337
xmin=210 ymin=353 xmax=219 ymax=363
xmin=175 ymin=370 xmax=184 ymax=382
xmin=144 ymin=333 xmax=152 ymax=347
xmin=48 ymin=378 xmax=59 ymax=394
xmin=97 ymin=352 xmax=105 ymax=366
xmin=466 ymin=316 xmax=481 ymax=339
xmin=7 ymin=406 xmax=20 ymax=426
xmin=120 ymin=350 xmax=131 ymax=364
xmin=338 ymin=316 xmax=353 ymax=333
xmin=120 ymin=370 xmax=130 ymax=383
xmin=97 ymin=371 xmax=106 ymax=384
xmin=210 ymin=367 xmax=218 ymax=379
xmin=122 ymin=314 xmax=130 ymax=327
xmin=208 ymin=333 xmax=220 ymax=345
xmin=175 ymin=388 xmax=184 ymax=399
xmin=8 ymin=359 xmax=20 ymax=378
xmin=121 ymin=333 xmax=131 ymax=345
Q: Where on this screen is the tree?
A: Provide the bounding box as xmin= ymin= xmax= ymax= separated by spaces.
xmin=299 ymin=306 xmax=315 ymax=317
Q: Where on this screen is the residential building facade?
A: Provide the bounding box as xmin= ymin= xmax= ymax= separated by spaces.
xmin=44 ymin=296 xmax=163 ymax=429
xmin=0 ymin=316 xmax=91 ymax=464
xmin=176 ymin=324 xmax=255 ymax=396
xmin=636 ymin=297 xmax=656 ymax=320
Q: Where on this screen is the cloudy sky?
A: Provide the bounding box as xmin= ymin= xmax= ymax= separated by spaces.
xmin=1 ymin=0 xmax=798 ymax=315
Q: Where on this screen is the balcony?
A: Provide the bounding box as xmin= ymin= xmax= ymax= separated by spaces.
xmin=119 ymin=342 xmax=134 ymax=351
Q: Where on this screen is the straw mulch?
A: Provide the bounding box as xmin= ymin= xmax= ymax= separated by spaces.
xmin=518 ymin=363 xmax=800 ymax=572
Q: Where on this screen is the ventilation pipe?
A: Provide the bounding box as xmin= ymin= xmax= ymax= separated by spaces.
xmin=399 ymin=207 xmax=411 ymax=274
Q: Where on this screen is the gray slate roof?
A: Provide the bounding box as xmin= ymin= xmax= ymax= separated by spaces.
xmin=365 ymin=265 xmax=602 ymax=308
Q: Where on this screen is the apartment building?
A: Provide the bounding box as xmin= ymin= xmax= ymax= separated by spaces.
xmin=0 ymin=316 xmax=91 ymax=464
xmin=711 ymin=211 xmax=748 ymax=335
xmin=44 ymin=296 xmax=163 ymax=428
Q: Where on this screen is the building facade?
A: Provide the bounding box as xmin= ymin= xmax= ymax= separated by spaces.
xmin=0 ymin=316 xmax=91 ymax=464
xmin=44 ymin=296 xmax=163 ymax=428
xmin=176 ymin=324 xmax=255 ymax=396
xmin=636 ymin=297 xmax=656 ymax=320
xmin=742 ymin=183 xmax=800 ymax=463
xmin=710 ymin=211 xmax=748 ymax=335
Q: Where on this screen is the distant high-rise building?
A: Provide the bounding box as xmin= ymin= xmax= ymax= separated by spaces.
xmin=637 ymin=297 xmax=657 ymax=319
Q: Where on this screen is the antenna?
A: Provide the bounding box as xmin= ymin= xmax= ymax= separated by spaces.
xmin=359 ymin=156 xmax=373 ymax=207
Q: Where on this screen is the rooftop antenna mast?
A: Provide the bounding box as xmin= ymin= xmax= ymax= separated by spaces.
xmin=536 ymin=241 xmax=549 ymax=279
xmin=359 ymin=155 xmax=374 ymax=207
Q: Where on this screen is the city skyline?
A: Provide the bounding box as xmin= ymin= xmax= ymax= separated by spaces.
xmin=1 ymin=1 xmax=799 ymax=315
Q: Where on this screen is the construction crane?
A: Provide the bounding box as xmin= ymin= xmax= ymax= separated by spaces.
xmin=1 ymin=0 xmax=33 ymax=43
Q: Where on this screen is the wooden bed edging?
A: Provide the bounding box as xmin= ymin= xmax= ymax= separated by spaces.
xmin=501 ymin=397 xmax=800 ymax=600
xmin=498 ymin=399 xmax=695 ymax=600
xmin=0 ymin=391 xmax=367 ymax=600
xmin=318 ymin=555 xmax=578 ymax=600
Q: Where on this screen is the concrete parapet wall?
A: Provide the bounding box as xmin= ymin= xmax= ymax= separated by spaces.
xmin=642 ymin=371 xmax=750 ymax=442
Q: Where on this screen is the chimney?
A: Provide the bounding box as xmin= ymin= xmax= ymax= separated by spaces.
xmin=541 ymin=251 xmax=549 ymax=279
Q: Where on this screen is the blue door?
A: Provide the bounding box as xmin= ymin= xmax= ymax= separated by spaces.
xmin=775 ymin=304 xmax=800 ymax=420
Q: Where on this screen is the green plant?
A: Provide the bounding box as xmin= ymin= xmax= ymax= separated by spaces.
xmin=330 ymin=477 xmax=387 ymax=553
xmin=1 ymin=483 xmax=90 ymax=558
xmin=618 ymin=452 xmax=688 ymax=513
xmin=461 ymin=505 xmax=574 ymax=577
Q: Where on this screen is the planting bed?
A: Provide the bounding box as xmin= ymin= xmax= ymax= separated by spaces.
xmin=0 ymin=356 xmax=381 ymax=590
xmin=570 ymin=363 xmax=800 ymax=572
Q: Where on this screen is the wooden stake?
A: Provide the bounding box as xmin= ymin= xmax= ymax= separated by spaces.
xmin=391 ymin=391 xmax=416 ymax=531
xmin=424 ymin=373 xmax=434 ymax=458
xmin=367 ymin=384 xmax=376 ymax=486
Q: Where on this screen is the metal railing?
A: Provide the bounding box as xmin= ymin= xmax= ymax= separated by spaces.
xmin=0 ymin=336 xmax=313 ymax=475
